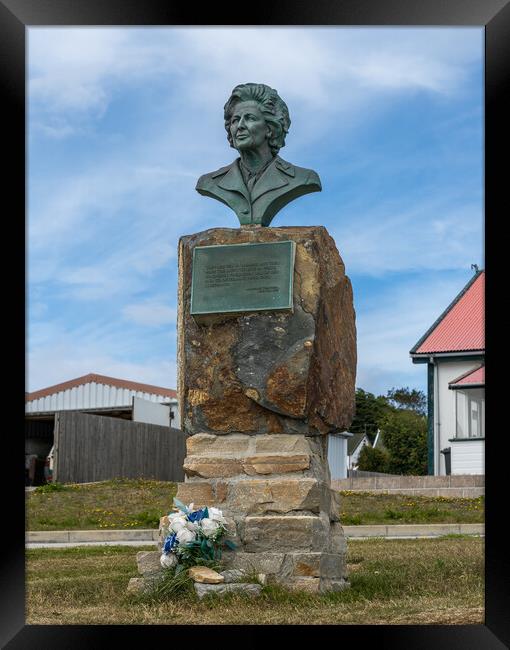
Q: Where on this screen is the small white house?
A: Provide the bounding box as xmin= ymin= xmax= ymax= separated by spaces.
xmin=410 ymin=270 xmax=484 ymax=475
xmin=347 ymin=432 xmax=371 ymax=472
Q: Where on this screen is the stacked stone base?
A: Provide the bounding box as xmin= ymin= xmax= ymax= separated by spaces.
xmin=161 ymin=431 xmax=350 ymax=594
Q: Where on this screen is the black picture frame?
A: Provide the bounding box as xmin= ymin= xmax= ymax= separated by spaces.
xmin=2 ymin=1 xmax=508 ymax=647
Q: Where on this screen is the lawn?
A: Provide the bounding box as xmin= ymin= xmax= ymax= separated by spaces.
xmin=26 ymin=479 xmax=177 ymax=530
xmin=338 ymin=490 xmax=484 ymax=525
xmin=26 ymin=479 xmax=484 ymax=530
xmin=25 ymin=537 xmax=484 ymax=625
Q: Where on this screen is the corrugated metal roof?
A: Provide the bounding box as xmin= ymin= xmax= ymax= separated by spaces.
xmin=450 ymin=365 xmax=485 ymax=387
xmin=411 ymin=271 xmax=484 ymax=355
xmin=26 ymin=373 xmax=177 ymax=402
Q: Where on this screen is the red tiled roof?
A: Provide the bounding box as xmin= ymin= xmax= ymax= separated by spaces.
xmin=449 ymin=365 xmax=485 ymax=388
xmin=26 ymin=373 xmax=177 ymax=402
xmin=411 ymin=271 xmax=484 ymax=355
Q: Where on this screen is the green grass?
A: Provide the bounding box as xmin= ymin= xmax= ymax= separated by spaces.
xmin=27 ymin=478 xmax=177 ymax=531
xmin=26 ymin=480 xmax=484 ymax=531
xmin=338 ymin=491 xmax=484 ymax=525
xmin=25 ymin=537 xmax=484 ymax=625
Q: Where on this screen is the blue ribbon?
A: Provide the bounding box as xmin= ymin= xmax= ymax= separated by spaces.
xmin=163 ymin=532 xmax=177 ymax=554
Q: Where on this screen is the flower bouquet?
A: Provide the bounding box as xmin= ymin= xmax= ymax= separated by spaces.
xmin=160 ymin=498 xmax=236 ymax=573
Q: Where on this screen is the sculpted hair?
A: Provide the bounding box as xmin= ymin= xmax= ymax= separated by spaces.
xmin=224 ymin=83 xmax=291 ymax=156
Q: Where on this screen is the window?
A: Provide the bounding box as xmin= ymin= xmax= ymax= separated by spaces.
xmin=455 ymin=388 xmax=484 ymax=438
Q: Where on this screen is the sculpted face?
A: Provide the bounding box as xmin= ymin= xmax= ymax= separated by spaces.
xmin=229 ymin=101 xmax=271 ymax=152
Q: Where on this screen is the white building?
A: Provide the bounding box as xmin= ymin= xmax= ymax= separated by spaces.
xmin=327 ymin=431 xmax=353 ymax=479
xmin=410 ymin=270 xmax=484 ymax=475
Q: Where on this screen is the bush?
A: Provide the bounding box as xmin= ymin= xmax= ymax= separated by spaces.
xmin=34 ymin=482 xmax=67 ymax=494
xmin=380 ymin=410 xmax=428 ymax=475
xmin=357 ymin=446 xmax=390 ymax=473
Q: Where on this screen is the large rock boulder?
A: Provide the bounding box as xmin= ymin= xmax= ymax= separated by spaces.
xmin=177 ymin=226 xmax=356 ymax=435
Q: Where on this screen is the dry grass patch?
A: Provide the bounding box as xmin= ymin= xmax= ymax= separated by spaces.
xmin=26 ymin=537 xmax=484 ymax=625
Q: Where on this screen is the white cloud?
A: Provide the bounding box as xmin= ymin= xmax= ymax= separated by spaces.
xmin=355 ymin=272 xmax=474 ymax=379
xmin=28 ymin=27 xmax=482 ymax=136
xmin=331 ymin=199 xmax=483 ymax=276
xmin=27 ymin=317 xmax=177 ymax=392
xmin=122 ymin=300 xmax=177 ymax=327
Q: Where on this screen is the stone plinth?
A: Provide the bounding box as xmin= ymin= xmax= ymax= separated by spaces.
xmin=166 ymin=225 xmax=356 ymax=594
xmin=178 ymin=226 xmax=356 ymax=435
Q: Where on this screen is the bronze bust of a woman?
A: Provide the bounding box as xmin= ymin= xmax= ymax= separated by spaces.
xmin=196 ymin=83 xmax=321 ymax=227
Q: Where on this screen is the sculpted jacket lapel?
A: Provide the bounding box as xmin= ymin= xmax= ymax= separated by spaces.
xmin=216 ymin=160 xmax=250 ymax=203
xmin=250 ymin=156 xmax=291 ymax=203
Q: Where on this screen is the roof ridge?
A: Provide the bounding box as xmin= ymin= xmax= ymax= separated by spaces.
xmin=26 ymin=373 xmax=177 ymax=402
xmin=410 ymin=270 xmax=484 ymax=355
xmin=449 ymin=364 xmax=485 ymax=386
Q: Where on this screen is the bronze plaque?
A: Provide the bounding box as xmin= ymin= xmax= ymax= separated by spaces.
xmin=190 ymin=241 xmax=295 ymax=315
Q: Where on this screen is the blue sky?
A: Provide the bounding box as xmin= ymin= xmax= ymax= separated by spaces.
xmin=27 ymin=27 xmax=484 ymax=397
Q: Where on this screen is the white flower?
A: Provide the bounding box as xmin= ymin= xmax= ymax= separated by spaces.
xmin=208 ymin=507 xmax=227 ymax=523
xmin=169 ymin=516 xmax=188 ymax=533
xmin=185 ymin=520 xmax=199 ymax=533
xmin=200 ymin=518 xmax=221 ymax=538
xmin=176 ymin=527 xmax=196 ymax=545
xmin=160 ymin=553 xmax=177 ymax=568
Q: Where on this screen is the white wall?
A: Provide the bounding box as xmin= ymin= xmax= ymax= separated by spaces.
xmin=450 ymin=439 xmax=485 ymax=474
xmin=328 ymin=434 xmax=348 ymax=479
xmin=133 ymin=397 xmax=171 ymax=426
xmin=26 ymin=382 xmax=176 ymax=413
xmin=435 ymin=360 xmax=483 ymax=475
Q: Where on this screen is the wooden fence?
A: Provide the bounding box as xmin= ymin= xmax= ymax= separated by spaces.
xmin=53 ymin=411 xmax=188 ymax=484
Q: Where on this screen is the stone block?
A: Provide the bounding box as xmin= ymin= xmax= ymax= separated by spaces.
xmin=329 ymin=489 xmax=341 ymax=522
xmin=194 ymin=582 xmax=262 ymax=599
xmin=136 ymin=551 xmax=163 ymax=577
xmin=242 ymin=453 xmax=310 ymax=475
xmin=178 ymin=226 xmax=356 ymax=435
xmin=220 ymin=569 xmax=246 ymax=583
xmin=280 ymin=576 xmax=321 ymax=593
xmin=220 ymin=477 xmax=322 ymax=515
xmin=221 ymin=551 xmax=286 ymax=575
xmin=281 ymin=552 xmax=321 ymax=577
xmin=320 ymin=578 xmax=350 ymax=593
xmin=254 ymin=434 xmax=312 ymax=454
xmin=329 ymin=522 xmax=347 ymax=553
xmin=187 ymin=433 xmax=252 ymax=456
xmin=175 ymin=481 xmax=215 ymax=507
xmin=188 ymin=566 xmax=224 ymax=584
xmin=126 ymin=575 xmax=163 ymax=595
xmin=183 ymin=456 xmax=243 ymax=478
xmin=243 ymin=515 xmax=328 ymax=552
xmin=320 ymin=553 xmax=347 ymax=579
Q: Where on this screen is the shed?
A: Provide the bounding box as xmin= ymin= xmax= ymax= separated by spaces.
xmin=327 ymin=431 xmax=353 ymax=479
xmin=25 ymin=373 xmax=181 ymax=484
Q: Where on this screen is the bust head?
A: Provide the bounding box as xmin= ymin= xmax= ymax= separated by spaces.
xmin=224 ymin=83 xmax=291 ymax=157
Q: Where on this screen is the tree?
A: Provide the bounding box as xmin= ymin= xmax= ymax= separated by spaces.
xmin=350 ymin=388 xmax=390 ymax=443
xmin=357 ymin=445 xmax=390 ymax=473
xmin=386 ymin=387 xmax=426 ymax=417
xmin=380 ymin=409 xmax=428 ymax=475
